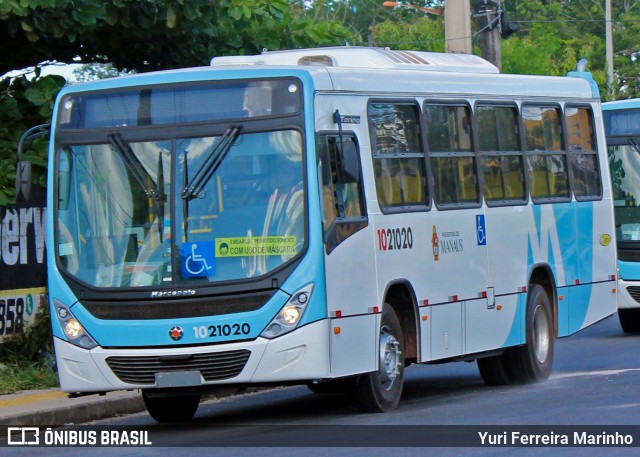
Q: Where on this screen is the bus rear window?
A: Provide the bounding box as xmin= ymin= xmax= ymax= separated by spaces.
xmin=58 ymin=79 xmax=302 ymax=129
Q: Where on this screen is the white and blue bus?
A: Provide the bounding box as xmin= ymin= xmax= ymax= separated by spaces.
xmin=33 ymin=48 xmax=616 ymax=421
xmin=603 ymin=99 xmax=640 ymax=333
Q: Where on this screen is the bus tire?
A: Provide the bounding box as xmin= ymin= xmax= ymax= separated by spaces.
xmin=508 ymin=284 xmax=554 ymax=383
xmin=142 ymin=391 xmax=200 ymax=423
xmin=477 ymin=353 xmax=514 ymax=386
xmin=353 ymin=304 xmax=404 ymax=413
xmin=618 ymin=309 xmax=640 ymax=333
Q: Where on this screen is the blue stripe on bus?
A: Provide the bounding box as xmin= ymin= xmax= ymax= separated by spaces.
xmin=503 ymin=201 xmax=596 ymax=346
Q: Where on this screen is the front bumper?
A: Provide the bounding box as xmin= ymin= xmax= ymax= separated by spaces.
xmin=617 ymin=278 xmax=640 ymax=310
xmin=55 ymin=319 xmax=331 ymax=393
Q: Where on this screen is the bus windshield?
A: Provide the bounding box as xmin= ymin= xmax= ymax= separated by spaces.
xmin=55 ymin=129 xmax=305 ymax=288
xmin=608 ymin=142 xmax=640 ymax=244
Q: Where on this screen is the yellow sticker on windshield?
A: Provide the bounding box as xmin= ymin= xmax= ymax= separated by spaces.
xmin=215 ymin=236 xmax=297 ymax=257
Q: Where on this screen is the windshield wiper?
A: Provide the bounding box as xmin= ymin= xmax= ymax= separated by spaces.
xmin=629 ymin=137 xmax=640 ymax=155
xmin=109 ymin=132 xmax=157 ymax=198
xmin=156 ymin=150 xmax=166 ymax=242
xmin=181 ymin=126 xmax=241 ymax=201
xmin=108 ymin=132 xmax=165 ymax=240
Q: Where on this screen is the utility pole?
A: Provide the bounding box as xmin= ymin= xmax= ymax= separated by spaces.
xmin=444 ymin=0 xmax=472 ymax=54
xmin=473 ymin=0 xmax=501 ymax=70
xmin=383 ymin=2 xmax=472 ymax=54
xmin=605 ymin=0 xmax=615 ymax=98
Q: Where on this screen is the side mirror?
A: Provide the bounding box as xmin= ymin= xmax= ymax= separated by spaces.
xmin=15 ymin=123 xmax=50 ymax=204
xmin=339 ymin=139 xmax=360 ymax=184
xmin=58 ymin=148 xmax=71 ymax=211
xmin=15 ymin=160 xmax=32 ymax=203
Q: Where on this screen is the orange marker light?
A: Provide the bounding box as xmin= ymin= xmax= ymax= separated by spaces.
xmin=422 ymin=315 xmax=428 ymax=321
xmin=333 ymin=327 xmax=341 ymax=335
xmin=496 ymin=305 xmax=502 ymax=311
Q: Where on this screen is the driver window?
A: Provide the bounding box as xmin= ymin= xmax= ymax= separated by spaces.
xmin=318 ymin=134 xmax=367 ymax=254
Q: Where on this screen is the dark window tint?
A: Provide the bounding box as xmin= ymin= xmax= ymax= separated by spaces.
xmin=476 ymin=105 xmax=526 ymax=203
xmin=522 ymin=106 xmax=569 ymax=200
xmin=369 ymin=103 xmax=428 ymax=210
xmin=425 ymin=104 xmax=479 ymax=205
xmin=566 ymin=106 xmax=601 ymax=199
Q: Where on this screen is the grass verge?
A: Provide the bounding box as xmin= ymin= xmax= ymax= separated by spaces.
xmin=0 ymin=358 xmax=59 ymax=395
xmin=0 ymin=305 xmax=59 ymax=395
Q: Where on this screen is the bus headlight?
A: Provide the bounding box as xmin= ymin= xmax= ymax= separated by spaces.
xmin=261 ymin=284 xmax=314 ymax=339
xmin=54 ymin=299 xmax=98 ymax=349
xmin=64 ymin=319 xmax=84 ymax=339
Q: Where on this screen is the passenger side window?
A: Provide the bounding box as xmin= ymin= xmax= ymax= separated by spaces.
xmin=476 ymin=104 xmax=526 ymax=203
xmin=368 ymin=102 xmax=428 ymax=211
xmin=425 ymin=103 xmax=479 ymax=206
xmin=565 ymin=106 xmax=602 ymax=200
xmin=522 ymin=105 xmax=570 ymax=200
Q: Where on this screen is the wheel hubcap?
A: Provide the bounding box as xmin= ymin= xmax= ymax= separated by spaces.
xmin=379 ymin=330 xmax=402 ymax=390
xmin=532 ymin=304 xmax=550 ymax=364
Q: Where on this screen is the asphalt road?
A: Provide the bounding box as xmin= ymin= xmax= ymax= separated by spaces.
xmin=4 ymin=313 xmax=640 ymax=456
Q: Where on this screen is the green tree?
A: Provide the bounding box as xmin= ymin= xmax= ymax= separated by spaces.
xmin=504 ymin=0 xmax=640 ymax=100
xmin=0 ymin=72 xmax=63 ymax=205
xmin=0 ymin=0 xmax=355 ymax=75
xmin=299 ymin=1 xmax=443 ymax=42
xmin=372 ymin=15 xmax=445 ymax=51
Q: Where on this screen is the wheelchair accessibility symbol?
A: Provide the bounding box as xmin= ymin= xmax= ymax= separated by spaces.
xmin=476 ymin=214 xmax=487 ymax=246
xmin=181 ymin=242 xmax=216 ymax=278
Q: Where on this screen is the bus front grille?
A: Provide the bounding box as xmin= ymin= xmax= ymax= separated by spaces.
xmin=627 ymin=286 xmax=640 ymax=303
xmin=105 ymin=349 xmax=251 ymax=385
xmin=82 ymin=292 xmax=274 ymax=320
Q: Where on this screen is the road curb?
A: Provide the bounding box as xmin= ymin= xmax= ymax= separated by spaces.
xmin=3 ymin=395 xmax=146 ymax=428
xmin=0 ymin=390 xmax=145 ymax=434
xmin=0 ymin=386 xmax=274 ymax=434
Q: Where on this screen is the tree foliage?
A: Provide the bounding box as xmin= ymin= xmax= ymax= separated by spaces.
xmin=0 ymin=0 xmax=355 ymax=75
xmin=362 ymin=0 xmax=640 ymax=100
xmin=0 ymin=72 xmax=64 ymax=205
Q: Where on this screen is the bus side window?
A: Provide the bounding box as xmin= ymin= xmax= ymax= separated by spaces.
xmin=425 ymin=103 xmax=479 ymax=206
xmin=566 ymin=106 xmax=602 ymax=200
xmin=318 ymin=134 xmax=367 ymax=254
xmin=522 ymin=105 xmax=571 ymax=201
xmin=368 ymin=102 xmax=428 ymax=211
xmin=476 ymin=104 xmax=526 ymax=204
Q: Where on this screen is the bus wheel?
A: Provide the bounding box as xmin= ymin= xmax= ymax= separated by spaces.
xmin=353 ymin=304 xmax=404 ymax=413
xmin=142 ymin=391 xmax=201 ymax=423
xmin=618 ymin=309 xmax=640 ymax=333
xmin=477 ymin=353 xmax=514 ymax=386
xmin=508 ymin=284 xmax=554 ymax=383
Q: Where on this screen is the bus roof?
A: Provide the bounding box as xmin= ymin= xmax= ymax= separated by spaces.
xmin=211 ymin=47 xmax=597 ymax=101
xmin=602 ymin=99 xmax=640 ymax=110
xmin=60 ymin=47 xmax=597 ymax=102
xmin=211 ymin=47 xmax=500 ymax=74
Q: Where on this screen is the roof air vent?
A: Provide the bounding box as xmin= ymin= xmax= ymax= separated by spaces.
xmin=297 ymin=55 xmax=334 ymax=67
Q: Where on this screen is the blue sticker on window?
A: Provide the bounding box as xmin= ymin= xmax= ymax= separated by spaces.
xmin=181 ymin=242 xmax=216 ymax=278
